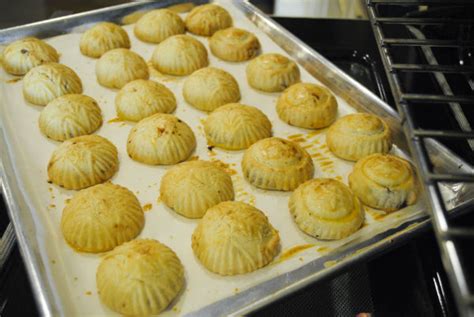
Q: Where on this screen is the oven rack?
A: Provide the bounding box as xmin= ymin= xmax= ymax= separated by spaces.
xmin=367 ymin=0 xmax=474 ymax=316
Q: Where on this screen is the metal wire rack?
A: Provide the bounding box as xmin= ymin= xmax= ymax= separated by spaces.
xmin=367 ymin=0 xmax=474 ymax=315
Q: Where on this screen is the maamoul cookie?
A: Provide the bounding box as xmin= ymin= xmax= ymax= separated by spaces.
xmin=185 ymin=4 xmax=232 ymax=36
xmin=277 ymin=83 xmax=338 ymax=129
xmin=289 ymin=179 xmax=364 ymax=240
xmin=127 ymin=113 xmax=196 ymax=165
xmin=80 ymin=22 xmax=131 ymax=58
xmin=209 ymin=27 xmax=260 ymax=62
xmin=115 ymin=79 xmax=176 ymax=122
xmin=182 ymin=67 xmax=240 ymax=112
xmin=23 ymin=63 xmax=82 ymax=106
xmin=242 ymin=137 xmax=314 ymax=191
xmin=349 ymin=154 xmax=418 ymax=211
xmin=61 ymin=183 xmax=144 ymax=253
xmin=204 ymin=103 xmax=272 ymax=150
xmin=246 ymin=53 xmax=300 ymax=92
xmin=326 ymin=113 xmax=392 ymax=161
xmin=39 ymin=94 xmax=102 ymax=141
xmin=47 ymin=135 xmax=118 ymax=190
xmin=134 ymin=9 xmax=185 ymax=43
xmin=160 ymin=160 xmax=234 ymax=218
xmin=1 ymin=37 xmax=59 ymax=75
xmin=151 ymin=35 xmax=208 ymax=76
xmin=191 ymin=201 xmax=280 ymax=275
xmin=96 ymin=48 xmax=149 ymax=89
xmin=97 ymin=239 xmax=184 ymax=316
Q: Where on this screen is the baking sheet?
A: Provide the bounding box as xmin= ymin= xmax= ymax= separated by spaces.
xmin=0 ymin=1 xmax=460 ymax=316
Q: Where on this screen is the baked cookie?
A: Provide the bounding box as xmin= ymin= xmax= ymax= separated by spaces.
xmin=115 ymin=79 xmax=176 ymax=122
xmin=61 ymin=183 xmax=144 ymax=253
xmin=204 ymin=103 xmax=272 ymax=150
xmin=97 ymin=239 xmax=184 ymax=316
xmin=47 ymin=135 xmax=118 ymax=190
xmin=349 ymin=154 xmax=418 ymax=211
xmin=39 ymin=94 xmax=102 ymax=141
xmin=326 ymin=113 xmax=392 ymax=161
xmin=209 ymin=27 xmax=260 ymax=62
xmin=80 ymin=22 xmax=131 ymax=58
xmin=134 ymin=9 xmax=185 ymax=43
xmin=23 ymin=63 xmax=82 ymax=106
xmin=277 ymin=83 xmax=338 ymax=129
xmin=127 ymin=113 xmax=196 ymax=165
xmin=289 ymin=179 xmax=364 ymax=240
xmin=1 ymin=37 xmax=59 ymax=75
xmin=151 ymin=35 xmax=208 ymax=76
xmin=191 ymin=201 xmax=280 ymax=275
xmin=96 ymin=48 xmax=149 ymax=89
xmin=185 ymin=4 xmax=232 ymax=36
xmin=242 ymin=137 xmax=314 ymax=191
xmin=183 ymin=67 xmax=240 ymax=112
xmin=246 ymin=53 xmax=300 ymax=92
xmin=160 ymin=160 xmax=234 ymax=218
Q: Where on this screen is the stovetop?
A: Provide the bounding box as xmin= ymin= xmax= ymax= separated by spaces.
xmin=0 ymin=11 xmax=460 ymax=316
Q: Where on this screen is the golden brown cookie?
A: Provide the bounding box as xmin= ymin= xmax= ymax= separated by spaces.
xmin=160 ymin=160 xmax=234 ymax=218
xmin=47 ymin=135 xmax=118 ymax=190
xmin=96 ymin=48 xmax=149 ymax=89
xmin=127 ymin=113 xmax=196 ymax=165
xmin=80 ymin=22 xmax=130 ymax=58
xmin=2 ymin=37 xmax=59 ymax=75
xmin=192 ymin=201 xmax=280 ymax=275
xmin=61 ymin=183 xmax=144 ymax=252
xmin=277 ymin=83 xmax=338 ymax=129
xmin=209 ymin=27 xmax=260 ymax=62
xmin=134 ymin=9 xmax=185 ymax=43
xmin=23 ymin=63 xmax=83 ymax=106
xmin=242 ymin=137 xmax=314 ymax=191
xmin=246 ymin=53 xmax=300 ymax=92
xmin=326 ymin=113 xmax=392 ymax=161
xmin=115 ymin=79 xmax=176 ymax=122
xmin=185 ymin=4 xmax=232 ymax=36
xmin=97 ymin=239 xmax=184 ymax=316
xmin=151 ymin=35 xmax=208 ymax=76
xmin=182 ymin=67 xmax=240 ymax=112
xmin=39 ymin=94 xmax=102 ymax=141
xmin=204 ymin=103 xmax=272 ymax=150
xmin=290 ymin=178 xmax=364 ymax=239
xmin=349 ymin=154 xmax=418 ymax=211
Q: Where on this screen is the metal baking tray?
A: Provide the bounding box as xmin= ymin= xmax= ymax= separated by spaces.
xmin=0 ymin=1 xmax=473 ymax=316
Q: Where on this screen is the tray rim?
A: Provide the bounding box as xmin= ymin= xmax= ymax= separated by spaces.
xmin=0 ymin=1 xmax=473 ymax=316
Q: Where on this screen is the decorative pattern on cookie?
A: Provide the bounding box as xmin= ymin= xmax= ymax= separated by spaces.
xmin=151 ymin=35 xmax=208 ymax=76
xmin=97 ymin=239 xmax=184 ymax=316
xmin=326 ymin=113 xmax=392 ymax=161
xmin=61 ymin=183 xmax=144 ymax=252
xmin=210 ymin=27 xmax=260 ymax=62
xmin=80 ymin=22 xmax=131 ymax=58
xmin=349 ymin=154 xmax=418 ymax=211
xmin=47 ymin=135 xmax=118 ymax=190
xmin=23 ymin=63 xmax=83 ymax=106
xmin=192 ymin=201 xmax=280 ymax=275
xmin=242 ymin=137 xmax=314 ymax=191
xmin=290 ymin=178 xmax=364 ymax=239
xmin=39 ymin=94 xmax=102 ymax=141
xmin=160 ymin=160 xmax=234 ymax=218
xmin=277 ymin=83 xmax=338 ymax=129
xmin=204 ymin=103 xmax=272 ymax=150
xmin=183 ymin=67 xmax=240 ymax=112
xmin=246 ymin=53 xmax=300 ymax=92
xmin=127 ymin=113 xmax=196 ymax=165
xmin=185 ymin=4 xmax=232 ymax=36
xmin=115 ymin=79 xmax=176 ymax=122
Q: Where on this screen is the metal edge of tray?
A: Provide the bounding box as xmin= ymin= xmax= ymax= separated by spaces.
xmin=0 ymin=0 xmax=472 ymax=316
